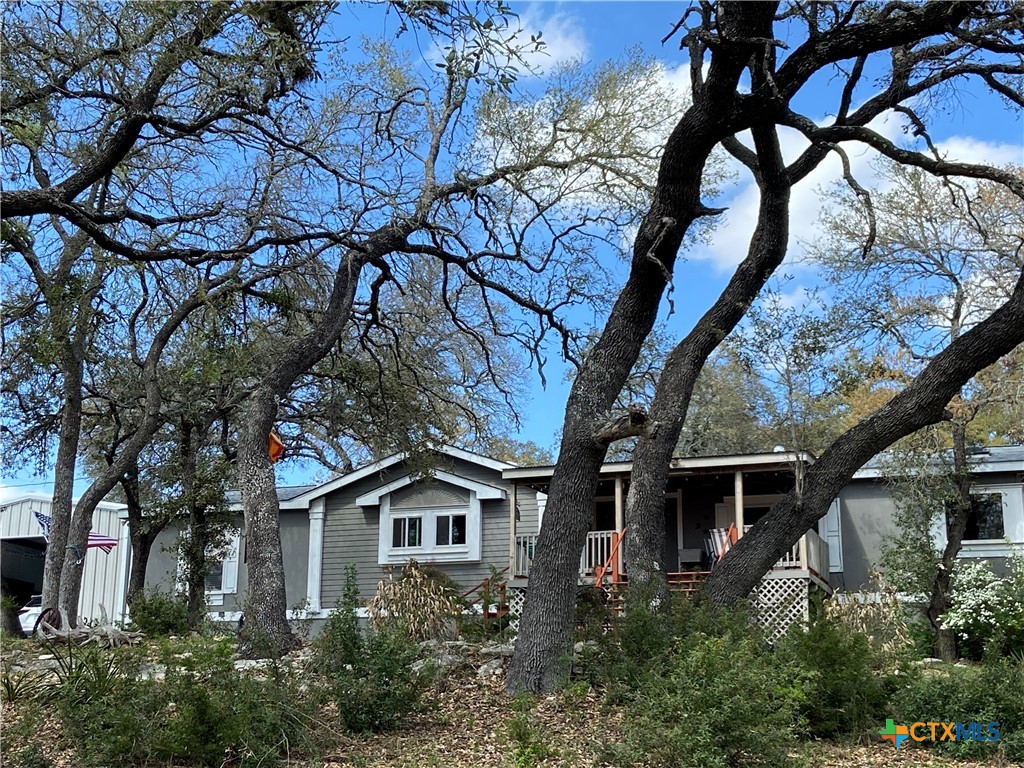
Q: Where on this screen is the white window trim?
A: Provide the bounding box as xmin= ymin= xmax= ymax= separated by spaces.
xmin=377 ymin=494 xmax=482 ymax=565
xmin=204 ymin=530 xmax=240 ymax=597
xmin=958 ymin=483 xmax=1024 ymax=558
xmin=178 ymin=529 xmax=241 ymax=600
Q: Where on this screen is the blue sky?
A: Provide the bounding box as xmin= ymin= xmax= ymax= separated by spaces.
xmin=3 ymin=1 xmax=1021 ymax=499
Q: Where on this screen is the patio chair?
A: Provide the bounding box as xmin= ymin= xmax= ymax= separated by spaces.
xmin=705 ymin=523 xmax=739 ymax=570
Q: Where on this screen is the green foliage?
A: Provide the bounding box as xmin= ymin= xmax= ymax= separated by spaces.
xmin=127 ymin=588 xmax=191 ymax=636
xmin=891 ymin=656 xmax=1024 ymax=760
xmin=314 ymin=564 xmax=364 ymax=673
xmin=505 ymin=700 xmax=556 ymax=768
xmin=43 ymin=637 xmax=315 ymax=767
xmin=776 ymin=611 xmax=895 ymax=739
xmin=3 ymin=745 xmax=53 ymax=768
xmin=331 ymin=624 xmax=425 ymax=733
xmin=315 ymin=565 xmax=428 ymax=733
xmin=0 ymin=664 xmax=49 ymax=704
xmin=610 ymin=632 xmax=803 ymax=768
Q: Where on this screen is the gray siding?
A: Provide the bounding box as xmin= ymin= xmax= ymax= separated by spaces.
xmin=836 ymin=470 xmax=1023 ymax=590
xmin=836 ymin=481 xmax=900 ymax=590
xmin=144 ymin=511 xmax=310 ymax=613
xmin=321 ymin=454 xmax=538 ymax=604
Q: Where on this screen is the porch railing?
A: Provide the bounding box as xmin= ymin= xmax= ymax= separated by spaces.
xmin=580 ymin=530 xmax=615 ymax=576
xmin=745 ymin=526 xmax=829 ymax=577
xmin=513 ymin=533 xmax=537 ymax=577
xmin=513 ymin=530 xmax=617 ymax=579
xmin=513 ymin=526 xmax=828 ymax=581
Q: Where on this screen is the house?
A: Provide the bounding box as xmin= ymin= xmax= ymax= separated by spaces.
xmin=834 ymin=445 xmax=1024 ymax=590
xmin=0 ymin=493 xmax=132 ymax=624
xmin=140 ymin=443 xmax=1023 ymax=634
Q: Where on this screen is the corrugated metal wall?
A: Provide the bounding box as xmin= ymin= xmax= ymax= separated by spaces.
xmin=0 ymin=495 xmax=129 ymax=622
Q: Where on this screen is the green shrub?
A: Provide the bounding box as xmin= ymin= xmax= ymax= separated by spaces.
xmin=315 ymin=564 xmax=364 ymax=673
xmin=941 ymin=555 xmax=1024 ymax=660
xmin=891 ymin=656 xmax=1024 ymax=761
xmin=54 ymin=638 xmax=316 ymax=767
xmin=776 ymin=612 xmax=894 ymax=739
xmin=127 ymin=588 xmax=190 ymax=636
xmin=316 ymin=565 xmax=428 ymax=733
xmin=612 ymin=633 xmax=802 ymax=768
xmin=505 ymin=701 xmax=557 ymax=768
xmin=331 ymin=625 xmax=425 ymax=733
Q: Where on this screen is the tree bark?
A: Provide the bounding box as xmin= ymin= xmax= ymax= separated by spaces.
xmin=624 ymin=123 xmax=791 ymax=609
xmin=57 ymin=272 xmax=241 ymax=624
xmin=927 ymin=419 xmax=971 ymax=660
xmin=704 ymin=268 xmax=1024 ymax=605
xmin=236 ymin=249 xmax=370 ymax=656
xmin=1 ymin=579 xmax=26 ymax=639
xmin=122 ymin=464 xmax=166 ymax=606
xmin=506 ymin=2 xmax=779 ymax=695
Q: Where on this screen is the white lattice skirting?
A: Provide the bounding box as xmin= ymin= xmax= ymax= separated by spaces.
xmin=507 ymin=587 xmax=526 ymax=632
xmin=752 ymin=575 xmax=810 ymax=642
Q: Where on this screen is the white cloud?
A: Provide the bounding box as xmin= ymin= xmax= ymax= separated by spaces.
xmin=934 ymin=136 xmax=1022 ymax=167
xmin=688 ymin=112 xmax=1023 ymax=273
xmin=512 ymin=4 xmax=588 ymax=74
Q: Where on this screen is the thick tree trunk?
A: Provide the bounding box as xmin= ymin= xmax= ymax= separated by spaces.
xmin=41 ymin=355 xmax=85 ymax=620
xmin=237 ymin=393 xmax=299 ymax=655
xmin=625 ymin=124 xmax=790 ymax=609
xmin=122 ymin=465 xmax=165 ymax=606
xmin=1 ymin=579 xmax=26 ymax=639
xmin=506 ymin=3 xmax=778 ymax=695
xmin=704 ymin=270 xmax=1024 ymax=605
xmin=235 ymin=250 xmax=368 ymax=656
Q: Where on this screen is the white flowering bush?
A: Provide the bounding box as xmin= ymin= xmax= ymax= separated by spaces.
xmin=941 ymin=552 xmax=1024 ymax=659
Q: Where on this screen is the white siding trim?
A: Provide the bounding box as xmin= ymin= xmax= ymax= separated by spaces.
xmin=307 ymin=498 xmax=325 ymax=612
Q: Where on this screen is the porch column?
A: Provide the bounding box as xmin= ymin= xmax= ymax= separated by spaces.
xmin=734 ymin=471 xmax=744 ymax=537
xmin=307 ymin=498 xmax=325 ymax=612
xmin=614 ymin=477 xmax=624 ymax=533
xmin=508 ymin=482 xmax=518 ymax=573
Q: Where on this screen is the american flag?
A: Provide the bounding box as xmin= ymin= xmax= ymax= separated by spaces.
xmin=33 ymin=511 xmax=118 ymax=554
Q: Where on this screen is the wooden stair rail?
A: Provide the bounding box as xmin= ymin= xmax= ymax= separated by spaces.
xmin=461 ymin=566 xmax=510 ymax=620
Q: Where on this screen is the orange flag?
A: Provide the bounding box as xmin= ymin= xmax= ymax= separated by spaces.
xmin=269 ymin=431 xmax=285 ymax=463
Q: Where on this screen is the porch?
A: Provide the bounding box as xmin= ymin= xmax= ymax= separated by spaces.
xmin=511 ymin=526 xmax=831 ymax=592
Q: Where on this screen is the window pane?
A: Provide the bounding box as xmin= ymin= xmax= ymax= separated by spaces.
xmin=408 ymin=517 xmax=422 ymax=547
xmin=393 ymin=518 xmax=404 ymax=548
xmin=451 ymin=514 xmax=466 ymax=545
xmin=436 ymin=515 xmax=450 ymax=546
xmin=967 ymin=493 xmax=1004 ymax=540
xmin=205 ymin=561 xmax=224 ymax=591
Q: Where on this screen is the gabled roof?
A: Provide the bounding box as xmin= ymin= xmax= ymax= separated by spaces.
xmin=276 ymin=445 xmax=514 ymax=510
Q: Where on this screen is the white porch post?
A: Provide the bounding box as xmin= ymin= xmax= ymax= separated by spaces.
xmin=306 ymin=498 xmax=325 ymax=612
xmin=614 ymin=477 xmax=624 ymax=533
xmin=734 ymin=471 xmax=744 ymax=537
xmin=508 ymin=482 xmax=518 ymax=573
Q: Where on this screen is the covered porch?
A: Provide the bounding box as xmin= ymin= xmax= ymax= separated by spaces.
xmin=502 ymin=451 xmax=835 ymax=595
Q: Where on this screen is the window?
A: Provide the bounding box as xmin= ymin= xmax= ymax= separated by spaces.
xmin=363 ymin=471 xmax=504 ymax=566
xmin=392 ymin=516 xmax=423 ymax=548
xmin=436 ymin=514 xmax=467 ymax=546
xmin=965 ymin=492 xmax=1005 ymax=541
xmin=205 ymin=561 xmax=225 ymax=591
